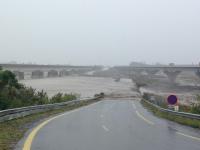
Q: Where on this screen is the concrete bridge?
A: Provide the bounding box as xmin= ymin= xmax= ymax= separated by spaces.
xmin=113 ymin=66 xmax=200 ymax=84
xmin=0 ymin=64 xmax=101 ymax=80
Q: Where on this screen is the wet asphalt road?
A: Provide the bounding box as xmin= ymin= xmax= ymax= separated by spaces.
xmin=30 ymin=99 xmax=200 ymax=150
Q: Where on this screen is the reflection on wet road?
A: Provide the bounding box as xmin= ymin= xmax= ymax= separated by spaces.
xmin=24 ymin=99 xmax=200 ymax=150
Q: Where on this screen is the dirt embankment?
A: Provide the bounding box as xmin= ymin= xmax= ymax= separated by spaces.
xmin=139 ymin=73 xmax=200 ymax=105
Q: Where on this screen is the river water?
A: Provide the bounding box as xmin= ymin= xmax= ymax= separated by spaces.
xmin=20 ymin=76 xmax=136 ymax=98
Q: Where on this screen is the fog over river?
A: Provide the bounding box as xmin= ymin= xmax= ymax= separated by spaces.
xmin=20 ymin=76 xmax=137 ymax=98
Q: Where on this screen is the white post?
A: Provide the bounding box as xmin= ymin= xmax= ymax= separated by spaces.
xmin=174 ymin=105 xmax=179 ymax=112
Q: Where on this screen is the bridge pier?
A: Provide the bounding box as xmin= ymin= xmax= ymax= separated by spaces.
xmin=32 ymin=70 xmax=44 ymax=79
xmin=134 ymin=69 xmax=144 ymax=74
xmin=13 ymin=71 xmax=24 ymax=80
xmin=59 ymin=70 xmax=69 ymax=77
xmin=131 ymin=72 xmax=149 ymax=88
xmin=195 ymin=69 xmax=200 ymax=79
xmin=145 ymin=69 xmax=159 ymax=76
xmin=48 ymin=70 xmax=58 ymax=77
xmin=163 ymin=70 xmax=181 ymax=84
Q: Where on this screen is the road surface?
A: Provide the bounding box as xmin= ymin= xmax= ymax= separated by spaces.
xmin=20 ymin=99 xmax=200 ymax=150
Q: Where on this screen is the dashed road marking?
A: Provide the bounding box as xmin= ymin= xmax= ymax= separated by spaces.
xmin=176 ymin=132 xmax=200 ymax=141
xmin=102 ymin=125 xmax=109 ymax=132
xmin=133 ymin=101 xmax=199 ymax=142
xmin=22 ymin=101 xmax=102 ymax=150
xmin=136 ymin=110 xmax=154 ymax=125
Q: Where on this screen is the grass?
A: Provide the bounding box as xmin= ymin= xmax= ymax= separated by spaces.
xmin=0 ymin=100 xmax=99 ymax=150
xmin=141 ymin=99 xmax=200 ymax=128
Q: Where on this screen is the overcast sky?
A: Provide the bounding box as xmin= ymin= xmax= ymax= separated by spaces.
xmin=0 ymin=0 xmax=200 ymax=66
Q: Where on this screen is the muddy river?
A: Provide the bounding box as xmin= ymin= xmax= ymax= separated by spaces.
xmin=20 ymin=76 xmax=137 ymax=98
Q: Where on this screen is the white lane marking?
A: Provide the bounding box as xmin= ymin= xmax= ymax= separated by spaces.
xmin=132 ymin=101 xmax=136 ymax=109
xmin=102 ymin=125 xmax=109 ymax=132
xmin=23 ymin=100 xmax=103 ymax=150
xmin=100 ymin=114 xmax=104 ymax=118
xmin=136 ymin=110 xmax=155 ymax=125
xmin=176 ymin=132 xmax=200 ymax=141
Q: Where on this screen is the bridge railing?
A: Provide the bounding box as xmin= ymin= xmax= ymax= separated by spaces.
xmin=0 ymin=96 xmax=102 ymax=123
xmin=142 ymin=99 xmax=200 ymax=120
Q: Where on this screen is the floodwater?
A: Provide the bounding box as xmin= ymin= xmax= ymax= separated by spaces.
xmin=20 ymin=76 xmax=137 ymax=98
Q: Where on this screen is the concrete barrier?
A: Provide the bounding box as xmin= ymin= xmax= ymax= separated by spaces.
xmin=0 ymin=96 xmax=102 ymax=123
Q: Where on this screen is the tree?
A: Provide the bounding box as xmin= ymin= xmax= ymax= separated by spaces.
xmin=0 ymin=70 xmax=20 ymax=89
xmin=0 ymin=69 xmax=77 ymax=110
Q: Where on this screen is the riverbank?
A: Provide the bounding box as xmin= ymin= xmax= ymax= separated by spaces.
xmin=139 ymin=73 xmax=200 ymax=106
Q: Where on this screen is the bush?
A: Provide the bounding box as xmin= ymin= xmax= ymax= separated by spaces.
xmin=189 ymin=94 xmax=200 ymax=114
xmin=0 ymin=69 xmax=77 ymax=110
xmin=50 ymin=93 xmax=76 ymax=103
xmin=191 ymin=104 xmax=200 ymax=114
xmin=143 ymin=93 xmax=200 ymax=115
xmin=141 ymin=100 xmax=200 ymax=128
xmin=94 ymin=92 xmax=105 ymax=98
xmin=142 ymin=92 xmax=167 ymax=108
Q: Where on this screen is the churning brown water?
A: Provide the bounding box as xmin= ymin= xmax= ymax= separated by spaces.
xmin=20 ymin=76 xmax=137 ymax=98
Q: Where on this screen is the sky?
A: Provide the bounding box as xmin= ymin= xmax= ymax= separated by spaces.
xmin=0 ymin=0 xmax=200 ymax=66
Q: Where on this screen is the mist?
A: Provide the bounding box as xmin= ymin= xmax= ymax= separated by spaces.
xmin=0 ymin=0 xmax=200 ymax=66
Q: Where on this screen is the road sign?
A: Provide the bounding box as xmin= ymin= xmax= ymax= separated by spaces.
xmin=167 ymin=95 xmax=178 ymax=105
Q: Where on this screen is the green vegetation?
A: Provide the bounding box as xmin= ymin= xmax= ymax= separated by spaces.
xmin=142 ymin=92 xmax=200 ymax=114
xmin=0 ymin=68 xmax=76 ymax=110
xmin=190 ymin=94 xmax=200 ymax=114
xmin=141 ymin=99 xmax=200 ymax=128
xmin=50 ymin=93 xmax=76 ymax=103
xmin=142 ymin=93 xmax=167 ymax=108
xmin=0 ymin=66 xmax=102 ymax=150
xmin=94 ymin=92 xmax=105 ymax=98
xmin=0 ymin=100 xmax=97 ymax=150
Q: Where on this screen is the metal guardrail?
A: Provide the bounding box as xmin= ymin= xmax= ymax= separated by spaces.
xmin=142 ymin=99 xmax=200 ymax=120
xmin=0 ymin=96 xmax=102 ymax=123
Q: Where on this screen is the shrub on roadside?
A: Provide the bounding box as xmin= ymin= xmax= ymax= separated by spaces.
xmin=0 ymin=69 xmax=77 ymax=110
xmin=50 ymin=93 xmax=76 ymax=103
